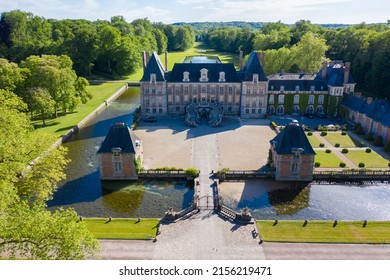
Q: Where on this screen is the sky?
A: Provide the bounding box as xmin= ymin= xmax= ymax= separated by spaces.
xmin=0 ymin=0 xmax=389 ymax=24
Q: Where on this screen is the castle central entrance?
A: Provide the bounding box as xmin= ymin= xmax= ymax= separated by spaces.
xmin=185 ymin=102 xmax=223 ymax=127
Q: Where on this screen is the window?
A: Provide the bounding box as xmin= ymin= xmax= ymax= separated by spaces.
xmin=145 ymin=98 xmax=150 ymax=106
xmin=144 ymin=88 xmax=149 ymax=94
xmin=183 ymin=71 xmax=189 ymax=82
xmin=306 ymin=105 xmax=314 ymax=114
xmin=151 ymin=87 xmax=156 ymax=94
xmin=220 ymin=86 xmax=224 ymax=93
xmin=228 ymin=107 xmax=232 ymax=112
xmin=114 ymin=162 xmax=122 ymax=172
xmin=252 ymin=108 xmax=256 ymax=114
xmin=280 ymin=85 xmax=284 ymax=92
xmin=152 ymin=108 xmax=156 ymax=113
xmin=150 ymin=74 xmax=156 ymax=83
xmin=268 ymin=105 xmax=275 ymax=115
xmin=112 ymin=148 xmax=121 ymax=157
xmin=308 ymin=95 xmax=315 ymax=104
xmin=291 ymin=162 xmax=298 ymax=173
xmin=258 ymin=109 xmax=262 ymax=114
xmin=295 ymin=85 xmax=300 ymax=92
xmin=294 ymin=95 xmax=299 ymax=104
xmin=175 ymin=85 xmax=180 ymax=93
xmin=292 ymin=105 xmax=300 ymax=115
xmin=184 ymin=86 xmax=189 ymax=93
xmin=318 ymin=95 xmax=324 ymax=104
xmin=253 ymin=74 xmax=259 ymax=83
xmin=245 ymin=109 xmax=249 ymax=114
xmin=270 ymin=85 xmax=274 ymax=90
xmin=269 ymin=95 xmax=274 ymax=104
xmin=176 ymin=106 xmax=180 ymax=112
xmin=211 ymin=85 xmax=215 ymax=93
xmin=146 ymin=108 xmax=150 ymax=113
xmin=219 ymin=72 xmax=225 ymax=82
xmin=246 ymin=86 xmax=250 ymax=94
xmin=201 ymin=85 xmax=206 ymax=93
xmin=316 ymin=106 xmax=323 ymax=113
xmin=228 ymin=86 xmax=233 ymax=93
xmin=277 ymin=105 xmax=284 ymax=114
xmin=310 ymin=85 xmax=315 ymax=93
xmin=200 ymin=68 xmax=208 ymax=82
xmin=278 ymin=95 xmax=284 ymax=104
xmin=159 ymin=108 xmax=163 ymax=113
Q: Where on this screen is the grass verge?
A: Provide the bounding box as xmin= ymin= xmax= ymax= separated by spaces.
xmin=257 ymin=220 xmax=390 ymax=243
xmin=324 ymin=132 xmax=356 ymax=147
xmin=84 ymin=218 xmax=160 ymax=240
xmin=307 ymin=133 xmax=325 ymax=148
xmin=31 ymin=82 xmax=126 ymax=138
xmin=314 ymin=150 xmax=343 ymax=167
xmin=344 ymin=150 xmax=390 ymax=168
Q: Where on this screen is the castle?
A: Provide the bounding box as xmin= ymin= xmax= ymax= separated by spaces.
xmin=140 ymin=51 xmax=356 ymax=124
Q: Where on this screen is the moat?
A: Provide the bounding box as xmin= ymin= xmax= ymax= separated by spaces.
xmin=48 ymin=87 xmax=390 ymax=220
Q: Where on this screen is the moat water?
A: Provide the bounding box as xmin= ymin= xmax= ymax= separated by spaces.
xmin=48 ymin=87 xmax=390 ymax=220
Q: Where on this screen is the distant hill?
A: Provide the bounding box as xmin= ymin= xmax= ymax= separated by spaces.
xmin=172 ymin=21 xmax=352 ymax=30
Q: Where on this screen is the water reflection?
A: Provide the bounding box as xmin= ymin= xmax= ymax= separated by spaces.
xmin=48 ymin=88 xmax=194 ymax=218
xmin=220 ymin=180 xmax=390 ymax=220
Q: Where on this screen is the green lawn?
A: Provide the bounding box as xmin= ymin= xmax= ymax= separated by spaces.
xmin=314 ymin=150 xmax=344 ymax=167
xmin=257 ymin=220 xmax=390 ymax=243
xmin=324 ymin=132 xmax=356 ymax=147
xmin=84 ymin=218 xmax=160 ymax=240
xmin=344 ymin=150 xmax=390 ymax=168
xmin=31 ymin=82 xmax=126 ymax=138
xmin=127 ymin=42 xmax=239 ymax=81
xmin=306 ymin=133 xmax=325 ymax=148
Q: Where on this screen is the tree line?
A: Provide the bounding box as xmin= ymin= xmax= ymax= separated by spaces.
xmin=0 ymin=10 xmax=195 ymax=77
xmin=204 ymin=20 xmax=390 ymax=98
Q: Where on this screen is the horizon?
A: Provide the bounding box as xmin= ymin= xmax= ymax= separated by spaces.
xmin=1 ymin=0 xmax=389 ymax=25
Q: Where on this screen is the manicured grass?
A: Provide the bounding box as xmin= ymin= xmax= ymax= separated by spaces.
xmin=324 ymin=132 xmax=356 ymax=147
xmin=344 ymin=150 xmax=390 ymax=168
xmin=31 ymin=82 xmax=126 ymax=138
xmin=127 ymin=42 xmax=239 ymax=81
xmin=314 ymin=150 xmax=344 ymax=167
xmin=257 ymin=220 xmax=390 ymax=243
xmin=84 ymin=218 xmax=160 ymax=240
xmin=306 ymin=133 xmax=325 ymax=148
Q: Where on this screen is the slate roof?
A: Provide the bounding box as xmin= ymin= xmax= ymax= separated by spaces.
xmin=97 ymin=123 xmax=137 ymax=154
xmin=270 ymin=123 xmax=315 ymax=155
xmin=167 ymin=63 xmax=241 ymax=83
xmin=268 ymin=78 xmax=327 ymax=92
xmin=341 ymin=94 xmax=390 ymax=128
xmin=315 ymin=63 xmax=355 ymax=86
xmin=239 ymin=52 xmax=268 ymax=82
xmin=140 ymin=52 xmax=166 ymax=82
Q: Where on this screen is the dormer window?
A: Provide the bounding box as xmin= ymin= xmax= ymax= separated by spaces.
xmin=280 ymin=85 xmax=284 ymax=93
xmin=183 ymin=71 xmax=189 ymax=82
xmin=150 ymin=73 xmax=156 ymax=83
xmin=200 ymin=68 xmax=208 ymax=82
xmin=219 ymin=71 xmax=225 ymax=82
xmin=112 ymin=147 xmax=122 ymax=157
xmin=253 ymin=74 xmax=259 ymax=83
xmin=295 ymin=85 xmax=300 ymax=92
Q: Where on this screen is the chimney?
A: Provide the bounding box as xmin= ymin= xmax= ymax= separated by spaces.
xmin=344 ymin=62 xmax=351 ymax=84
xmin=145 ymin=51 xmax=150 ymax=66
xmin=142 ymin=51 xmax=147 ymax=71
xmin=366 ymin=97 xmax=373 ymax=104
xmin=239 ymin=50 xmax=243 ymax=70
xmin=261 ymin=51 xmax=265 ymax=68
xmin=321 ymin=61 xmax=327 ymax=79
xmin=165 ymin=51 xmax=168 ymax=72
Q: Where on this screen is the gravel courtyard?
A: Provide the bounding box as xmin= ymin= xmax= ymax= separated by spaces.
xmin=133 ymin=116 xmax=276 ymax=171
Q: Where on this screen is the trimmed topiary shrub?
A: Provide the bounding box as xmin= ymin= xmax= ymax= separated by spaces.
xmin=321 ymin=131 xmax=327 ymax=136
xmin=355 ymin=124 xmax=364 ymax=135
xmin=341 ymin=131 xmax=347 ymax=136
xmin=335 ymin=143 xmax=340 ymax=147
xmin=307 ymin=132 xmax=313 ymax=136
xmin=314 ymin=162 xmax=321 ymax=167
xmin=373 ymin=135 xmax=383 ymax=147
xmin=358 ymin=141 xmax=365 ymax=147
xmin=341 ymin=148 xmax=349 ymax=154
xmin=365 ymin=132 xmax=374 ymax=141
xmin=325 ymin=149 xmax=332 ymax=153
xmin=365 ymin=148 xmax=372 ymax=153
xmin=339 ymin=162 xmax=346 ymax=168
xmin=319 ymin=143 xmax=325 ymax=147
xmin=358 ymin=162 xmax=365 ymax=168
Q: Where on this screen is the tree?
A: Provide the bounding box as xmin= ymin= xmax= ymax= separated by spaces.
xmin=74 ymin=77 xmax=92 ymax=104
xmin=292 ymin=32 xmax=328 ymax=73
xmin=0 ymin=89 xmax=99 ymax=259
xmin=0 ymin=58 xmax=23 ymax=91
xmin=28 ymin=87 xmax=55 ymax=125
